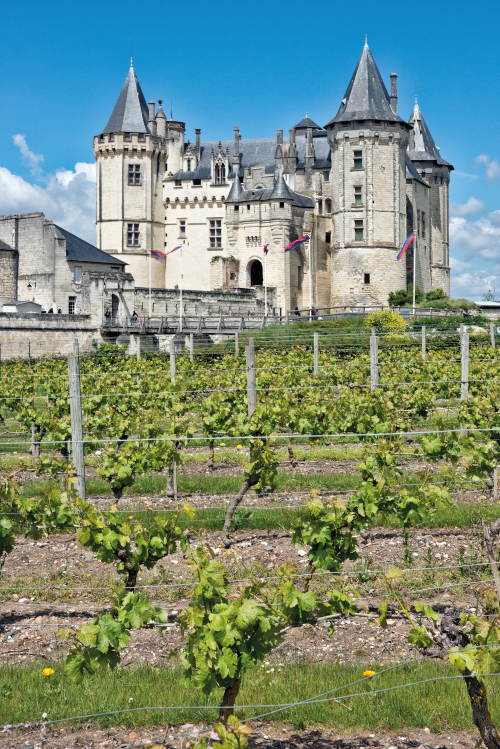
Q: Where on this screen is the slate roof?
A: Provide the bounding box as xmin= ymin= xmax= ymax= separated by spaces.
xmin=407 ymin=99 xmax=453 ymax=168
xmin=225 ymin=174 xmax=245 ymax=203
xmin=54 ymin=226 xmax=127 ymax=265
xmin=235 ymin=186 xmax=314 ymax=209
xmin=405 ymin=152 xmax=429 ymax=186
xmin=293 ymin=114 xmax=324 ymax=131
xmin=325 ymin=41 xmax=408 ymax=126
xmin=0 ymin=239 xmax=15 ymax=250
xmin=173 ymin=134 xmax=331 ymax=181
xmin=270 ymin=170 xmax=294 ymax=200
xmin=103 ymin=62 xmax=150 ymax=134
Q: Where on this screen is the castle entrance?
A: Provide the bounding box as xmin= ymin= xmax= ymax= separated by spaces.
xmin=250 ymin=260 xmax=263 ymax=286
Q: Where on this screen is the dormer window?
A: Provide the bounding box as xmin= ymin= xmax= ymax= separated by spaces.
xmin=215 ymin=164 xmax=226 ymax=185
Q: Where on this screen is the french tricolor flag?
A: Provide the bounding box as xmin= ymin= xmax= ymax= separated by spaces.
xmin=284 ymin=235 xmax=310 ymax=252
xmin=263 ymin=243 xmax=270 ymax=255
xmin=396 ymin=233 xmax=416 ymax=261
xmin=165 ymin=245 xmax=183 ymax=256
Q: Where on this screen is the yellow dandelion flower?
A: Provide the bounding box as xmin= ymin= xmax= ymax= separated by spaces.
xmin=363 ymin=670 xmax=376 ymax=678
xmin=42 ymin=668 xmax=55 ymax=677
xmin=237 ymin=445 xmax=243 ymax=450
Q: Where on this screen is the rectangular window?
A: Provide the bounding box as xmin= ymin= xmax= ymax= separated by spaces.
xmin=354 ymin=186 xmax=362 ymax=206
xmin=325 ymin=231 xmax=331 ymax=244
xmin=73 ymin=266 xmax=81 ymax=283
xmin=180 ymin=220 xmax=186 ymax=238
xmin=422 ymin=211 xmax=426 ymax=239
xmin=128 ymin=164 xmax=140 ymax=185
xmin=323 ymin=171 xmax=330 ymax=182
xmin=193 ymin=179 xmax=202 ymax=186
xmin=175 ymin=179 xmax=182 ymax=186
xmin=127 ymin=223 xmax=140 ymax=246
xmin=279 ymin=202 xmax=285 ymax=208
xmin=234 ymin=205 xmax=239 ymax=212
xmin=210 ymin=219 xmax=222 ymax=248
xmin=364 ymin=273 xmax=370 ymax=284
xmin=247 ymin=204 xmax=251 ymax=211
xmin=354 ymin=151 xmax=363 ymax=170
xmin=110 ymin=266 xmax=120 ymax=273
xmin=68 ymin=296 xmax=76 ymax=315
xmin=417 ymin=209 xmax=421 ymax=237
xmin=355 ymin=219 xmax=364 ymax=241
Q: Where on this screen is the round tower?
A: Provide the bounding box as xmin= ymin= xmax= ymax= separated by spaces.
xmin=93 ymin=60 xmax=168 ymax=289
xmin=325 ymin=41 xmax=411 ymax=306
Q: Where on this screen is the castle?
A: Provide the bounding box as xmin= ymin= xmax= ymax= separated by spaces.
xmin=94 ymin=39 xmax=453 ymax=312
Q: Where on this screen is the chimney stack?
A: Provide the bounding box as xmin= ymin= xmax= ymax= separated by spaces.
xmin=390 ymin=74 xmax=398 ymax=115
xmin=233 ymin=126 xmax=241 ymax=173
xmin=195 ymin=128 xmax=201 ymax=156
xmin=277 ymin=128 xmax=283 ymax=145
xmin=148 ymin=101 xmax=157 ymax=134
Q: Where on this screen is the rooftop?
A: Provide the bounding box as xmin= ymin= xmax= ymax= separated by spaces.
xmin=54 ymin=226 xmax=127 ymax=265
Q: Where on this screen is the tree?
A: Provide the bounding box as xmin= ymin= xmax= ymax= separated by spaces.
xmin=425 ymin=288 xmax=447 ymax=302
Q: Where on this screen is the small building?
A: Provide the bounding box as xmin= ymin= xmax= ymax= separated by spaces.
xmin=477 ymin=301 xmax=500 ymax=319
xmin=2 ymin=301 xmax=42 ymax=314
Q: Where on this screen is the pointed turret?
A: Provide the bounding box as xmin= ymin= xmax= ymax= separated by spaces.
xmin=270 ymin=169 xmax=293 ymax=201
xmin=407 ymin=98 xmax=453 ymax=167
xmin=225 ymin=174 xmax=245 ymax=203
xmin=325 ymin=40 xmax=405 ymax=125
xmin=103 ymin=61 xmax=150 ymax=134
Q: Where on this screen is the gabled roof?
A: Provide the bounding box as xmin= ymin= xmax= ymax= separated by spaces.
xmin=325 ymin=40 xmax=407 ymax=126
xmin=407 ymin=98 xmax=453 ymax=168
xmin=270 ymin=170 xmax=293 ymax=200
xmin=405 ymin=152 xmax=429 ymax=186
xmin=54 ymin=226 xmax=127 ymax=265
xmin=293 ymin=114 xmax=323 ymax=131
xmin=102 ymin=60 xmax=150 ymax=134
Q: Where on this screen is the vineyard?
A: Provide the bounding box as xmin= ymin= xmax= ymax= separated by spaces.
xmin=1 ymin=315 xmax=500 ymax=749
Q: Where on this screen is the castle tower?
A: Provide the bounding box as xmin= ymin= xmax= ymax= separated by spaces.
xmin=93 ymin=59 xmax=167 ymax=288
xmin=408 ymin=98 xmax=453 ymax=294
xmin=324 ymin=40 xmax=412 ymax=305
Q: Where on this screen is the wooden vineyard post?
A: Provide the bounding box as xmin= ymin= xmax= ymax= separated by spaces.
xmin=422 ymin=325 xmax=426 ymax=361
xmin=170 ymin=339 xmax=176 ymax=383
xmin=137 ymin=337 xmax=141 ymax=361
xmin=173 ymin=460 xmax=178 ymax=500
xmin=314 ymin=332 xmax=319 ymax=376
xmin=494 ymin=466 xmax=498 ymax=500
xmin=370 ymin=332 xmax=379 ymax=391
xmin=491 ymin=322 xmax=496 ymax=350
xmin=68 ymin=350 xmax=86 ymax=501
xmin=461 ymin=330 xmax=469 ymax=401
xmin=246 ymin=337 xmax=256 ymax=417
xmin=31 ymin=422 xmax=37 ymax=465
xmin=189 ymin=333 xmax=194 ymax=363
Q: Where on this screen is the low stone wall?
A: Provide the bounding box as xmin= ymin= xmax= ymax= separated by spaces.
xmin=132 ymin=285 xmax=277 ymax=318
xmin=0 ymin=313 xmax=98 ymax=359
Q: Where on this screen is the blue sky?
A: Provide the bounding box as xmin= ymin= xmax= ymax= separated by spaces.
xmin=1 ymin=0 xmax=499 ymax=300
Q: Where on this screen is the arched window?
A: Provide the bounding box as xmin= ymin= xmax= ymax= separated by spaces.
xmin=250 ymin=260 xmax=263 ymax=286
xmin=215 ymin=164 xmax=226 ymax=185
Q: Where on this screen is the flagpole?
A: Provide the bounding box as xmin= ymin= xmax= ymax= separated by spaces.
xmin=179 ymin=242 xmax=184 ymax=332
xmin=308 ymin=232 xmax=312 ymax=321
xmin=264 ymin=250 xmax=267 ymax=317
xmin=149 ymin=249 xmax=152 ymax=318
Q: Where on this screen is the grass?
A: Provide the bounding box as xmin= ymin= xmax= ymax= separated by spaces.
xmin=0 ymin=658 xmax=491 ymax=732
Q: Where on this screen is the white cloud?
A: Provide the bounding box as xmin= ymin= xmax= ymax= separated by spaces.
xmin=451 ymin=267 xmax=500 ymax=301
xmin=475 ymin=154 xmax=500 ymax=184
xmin=12 ymin=134 xmax=44 ymax=175
xmin=0 ymin=162 xmax=96 ymax=243
xmin=450 ymin=196 xmax=485 ymax=217
xmin=455 ymin=172 xmax=480 ymax=180
xmin=450 ymin=210 xmax=500 ymax=261
xmin=449 ymin=256 xmax=472 ymax=273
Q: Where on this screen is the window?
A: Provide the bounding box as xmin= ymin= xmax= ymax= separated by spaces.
xmin=234 ymin=205 xmax=239 ymax=211
xmin=417 ymin=209 xmax=421 ymax=237
xmin=354 ymin=219 xmax=364 ymax=241
xmin=180 ymin=220 xmax=186 ymax=238
xmin=354 ymin=186 xmax=362 ymax=206
xmin=110 ymin=266 xmax=120 ymax=273
xmin=323 ymin=171 xmax=330 ymax=182
xmin=128 ymin=164 xmax=140 ymax=185
xmin=318 ymin=200 xmax=323 ymax=214
xmin=210 ymin=220 xmax=222 ymax=248
xmin=127 ymin=223 xmax=140 ymax=246
xmin=175 ymin=179 xmax=182 ymax=186
xmin=354 ymin=151 xmax=363 ymax=170
xmin=124 ymin=133 xmax=131 ymax=141
xmin=73 ymin=266 xmax=82 ymax=283
xmin=68 ymin=296 xmax=76 ymax=315
xmin=325 ymin=231 xmax=331 ymax=244
xmin=187 ymin=159 xmax=191 ymax=172
xmin=364 ymin=273 xmax=370 ymax=284
xmin=279 ymin=202 xmax=285 ymax=208
xmin=247 ymin=204 xmax=251 ymax=211
xmin=215 ymin=164 xmax=226 ymax=185
xmin=230 ymin=272 xmax=236 ymax=280
xmin=193 ymin=178 xmax=202 ymax=186
xmin=422 ymin=211 xmax=426 ymax=239
xmin=326 ymin=199 xmax=332 ymax=213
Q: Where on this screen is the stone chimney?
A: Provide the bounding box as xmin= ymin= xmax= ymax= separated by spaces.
xmin=390 ymin=74 xmax=398 ymax=115
xmin=195 ymin=128 xmax=201 ymax=156
xmin=233 ymin=126 xmax=241 ymax=174
xmin=148 ymin=101 xmax=157 ymax=135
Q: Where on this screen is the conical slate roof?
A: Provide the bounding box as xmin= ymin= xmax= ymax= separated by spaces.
xmin=293 ymin=113 xmax=323 ymax=131
xmin=407 ymin=99 xmax=453 ymax=167
xmin=103 ymin=60 xmax=151 ymax=134
xmin=225 ymin=175 xmax=245 ymax=203
xmin=270 ymin=170 xmax=293 ymax=200
xmin=325 ymin=40 xmax=406 ymax=126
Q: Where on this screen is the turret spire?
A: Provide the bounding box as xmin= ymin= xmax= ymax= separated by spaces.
xmin=103 ymin=62 xmax=150 ymax=134
xmin=407 ymin=100 xmax=453 ymax=167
